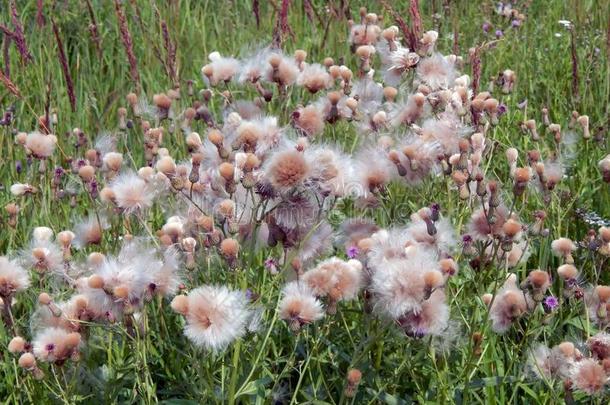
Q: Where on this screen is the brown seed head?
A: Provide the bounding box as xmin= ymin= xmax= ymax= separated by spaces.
xmin=8 ymin=336 xmax=26 ymax=353
xmin=38 ymin=292 xmax=52 ymax=305
xmin=88 ymin=274 xmax=105 ymax=289
xmin=5 ymin=203 xmax=19 ymax=215
xmin=557 ymin=264 xmax=578 ymax=280
xmin=171 ymin=294 xmax=189 ymax=315
xmin=557 ymin=341 xmax=576 ymax=358
xmin=78 ymin=165 xmax=96 ymax=182
xmin=220 ymin=238 xmax=239 ymax=257
xmin=383 ymin=86 xmax=398 ymax=102
xmin=514 ymin=167 xmax=531 ymax=183
xmin=327 ymin=91 xmax=342 ymax=105
xmin=528 ymin=270 xmax=550 ymax=289
xmin=65 ymin=332 xmax=81 ymax=347
xmin=423 ymin=271 xmax=444 ymax=289
xmin=294 ymin=49 xmax=307 ymax=63
xmin=596 ymin=285 xmax=610 ymax=303
xmin=18 ymin=353 xmax=36 ymax=369
xmin=113 ymin=286 xmax=129 ymax=299
xmin=218 ymin=162 xmax=235 ymax=181
xmin=126 ymin=92 xmax=138 ymax=106
xmin=153 ymin=93 xmax=172 ymax=109
xmin=208 ymin=129 xmax=224 ymax=146
xmin=347 ymin=368 xmax=362 ymax=385
xmin=502 ymin=219 xmax=522 ymax=238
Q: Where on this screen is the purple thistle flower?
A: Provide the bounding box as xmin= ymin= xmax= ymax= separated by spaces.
xmin=543 ymin=296 xmax=559 ymax=311
xmin=495 ymin=30 xmax=504 ymax=39
xmin=414 ymin=327 xmax=426 ymax=338
xmin=346 ymin=246 xmax=359 ymax=259
xmin=15 ymin=160 xmax=22 ymax=174
xmin=498 ymin=104 xmax=508 ymax=116
xmin=482 ymin=22 xmax=491 ymax=33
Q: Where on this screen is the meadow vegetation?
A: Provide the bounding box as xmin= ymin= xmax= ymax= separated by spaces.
xmin=0 ymin=0 xmax=609 ymax=403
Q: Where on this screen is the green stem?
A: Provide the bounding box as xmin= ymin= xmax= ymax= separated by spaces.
xmin=227 ymin=339 xmax=242 ymax=405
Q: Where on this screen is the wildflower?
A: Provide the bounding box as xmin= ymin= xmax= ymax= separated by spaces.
xmin=103 ymin=152 xmax=124 ymax=175
xmin=371 ymin=246 xmax=445 ymax=319
xmin=265 ymin=149 xmax=310 ymax=193
xmin=18 ymin=352 xmax=44 ymax=379
xmin=10 ymin=183 xmax=37 ymax=196
xmin=557 ymin=264 xmax=579 ymax=284
xmin=540 ymin=161 xmax=564 ymax=191
xmin=109 ymin=171 xmax=156 ymax=214
xmin=489 ymin=274 xmax=529 ymax=333
xmin=301 ymin=257 xmax=362 ymax=313
xmin=171 ymin=285 xmax=251 ymax=351
xmin=420 ymin=115 xmax=468 ymax=156
xmin=598 ymin=154 xmax=610 ymax=183
xmin=296 ymin=221 xmax=334 ymax=265
xmin=468 ymin=203 xmax=514 ymax=241
xmin=346 ymin=246 xmax=359 ymax=259
xmin=586 ymin=285 xmax=610 ymax=326
xmin=404 ymin=206 xmax=457 ymax=256
xmin=297 ymin=64 xmax=332 ymax=94
xmin=416 ymin=54 xmax=456 ymax=90
xmin=528 ymin=343 xmax=575 ymax=380
xmin=570 ymin=358 xmax=608 ymax=395
xmin=543 ymin=296 xmax=559 ymax=311
xmin=293 ymin=105 xmax=325 ymax=137
xmin=152 ymin=93 xmax=173 ymax=120
xmin=396 ymin=289 xmax=450 ymax=338
xmin=32 ymin=327 xmax=81 ymax=363
xmin=588 ymin=332 xmax=610 ymax=360
xmin=0 ymin=256 xmax=30 ymax=298
xmin=278 ymin=281 xmax=324 ymax=332
xmin=82 ymin=240 xmax=181 ymax=319
xmin=22 ymin=231 xmax=63 ymax=275
xmin=551 ymin=237 xmax=577 ymax=264
xmin=8 ymin=336 xmax=26 ymax=354
xmin=420 ymin=30 xmax=439 ymax=55
xmin=147 ymin=248 xmax=182 ymax=297
xmin=73 ymin=215 xmax=108 ymax=248
xmin=522 ymin=270 xmax=551 ymax=302
xmin=25 ymin=131 xmax=57 ymax=159
xmin=202 ymin=52 xmax=239 ymax=85
xmin=266 ymin=52 xmax=299 ymax=87
xmin=220 ymin=238 xmax=239 ymax=268
xmin=388 ymin=47 xmax=420 ymax=75
xmin=391 ymin=138 xmax=439 ymax=185
xmin=354 ymin=147 xmax=394 ymax=196
xmin=345 ymin=369 xmax=362 ymax=398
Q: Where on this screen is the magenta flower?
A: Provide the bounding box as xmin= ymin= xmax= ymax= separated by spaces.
xmin=346 ymin=246 xmax=359 ymax=259
xmin=543 ymin=296 xmax=559 ymax=311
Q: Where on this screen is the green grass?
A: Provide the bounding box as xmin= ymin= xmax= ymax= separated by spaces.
xmin=0 ymin=0 xmax=609 ymax=403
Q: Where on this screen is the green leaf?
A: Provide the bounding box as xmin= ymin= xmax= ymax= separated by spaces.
xmin=159 ymin=400 xmax=199 ymax=405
